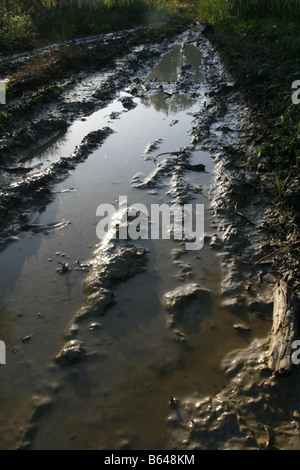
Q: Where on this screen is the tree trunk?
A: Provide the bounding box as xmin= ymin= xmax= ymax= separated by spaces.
xmin=268 ymin=280 xmax=299 ymax=376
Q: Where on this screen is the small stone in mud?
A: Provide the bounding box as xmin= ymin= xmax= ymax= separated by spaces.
xmin=169 ymin=396 xmax=179 ymax=408
xmin=173 ymin=329 xmax=186 ymax=344
xmin=109 ymin=111 xmax=121 ymax=120
xmin=55 ymin=340 xmax=86 ymax=366
xmin=116 ymin=439 xmax=131 ymax=450
xmin=293 ymin=410 xmax=300 ymax=422
xmin=57 ymin=262 xmax=70 ymax=274
xmin=166 ymin=415 xmax=182 ymax=428
xmin=22 ymin=335 xmax=32 ymax=343
xmin=119 ymin=96 xmax=137 ymax=110
xmin=163 ymin=283 xmax=211 ymax=315
xmin=88 ymin=322 xmax=102 ymax=331
xmin=233 ymin=323 xmax=251 ymax=332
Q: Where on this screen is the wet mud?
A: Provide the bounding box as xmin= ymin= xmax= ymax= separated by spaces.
xmin=168 ymin=338 xmax=300 ymax=450
xmin=0 ymin=127 xmax=114 ymax=250
xmin=0 ymin=24 xmax=299 ymax=450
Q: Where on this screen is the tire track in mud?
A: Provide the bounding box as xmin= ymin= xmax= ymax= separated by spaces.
xmin=1 ymin=25 xmax=299 ymax=451
xmin=0 ymin=29 xmax=180 ymax=250
xmin=166 ymin=50 xmax=300 ymax=450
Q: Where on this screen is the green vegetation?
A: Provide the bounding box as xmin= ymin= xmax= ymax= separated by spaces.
xmin=197 ymin=0 xmax=300 ymax=241
xmin=0 ymin=0 xmax=299 ymax=245
xmin=197 ymin=0 xmax=300 ymax=22
xmin=0 ymin=83 xmax=66 ymax=134
xmin=0 ymin=0 xmax=194 ymax=53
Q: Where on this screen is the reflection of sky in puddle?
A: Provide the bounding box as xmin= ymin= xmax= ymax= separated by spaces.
xmin=21 ymin=99 xmax=125 ymax=173
xmin=148 ymin=44 xmax=183 ymax=82
xmin=21 ymin=42 xmax=206 ymax=174
xmin=141 ymin=91 xmax=196 ymax=115
xmin=147 ymin=43 xmax=204 ymax=84
xmin=143 ymin=42 xmax=205 ymax=114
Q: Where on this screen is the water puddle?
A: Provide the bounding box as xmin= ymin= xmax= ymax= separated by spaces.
xmin=0 ymin=28 xmax=273 ymax=450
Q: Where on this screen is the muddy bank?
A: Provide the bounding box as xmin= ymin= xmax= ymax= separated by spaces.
xmin=0 ymin=118 xmax=68 ymax=171
xmin=165 ymin=33 xmax=300 ymax=450
xmin=200 ymin=25 xmax=300 ymax=296
xmin=168 ymin=337 xmax=300 ymax=450
xmin=0 ymin=127 xmax=113 ymax=250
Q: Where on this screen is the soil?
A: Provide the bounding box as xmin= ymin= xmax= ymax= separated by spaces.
xmin=0 ymin=22 xmax=299 ymax=451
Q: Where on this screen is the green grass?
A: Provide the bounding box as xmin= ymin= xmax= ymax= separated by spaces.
xmin=0 ymin=83 xmax=65 ymax=134
xmin=0 ymin=9 xmax=37 ymax=51
xmin=197 ymin=0 xmax=300 ymax=22
xmin=0 ymin=0 xmax=195 ymax=53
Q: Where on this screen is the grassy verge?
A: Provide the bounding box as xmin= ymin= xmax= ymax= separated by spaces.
xmin=0 ymin=0 xmax=195 ymax=53
xmin=197 ymin=0 xmax=300 ymax=249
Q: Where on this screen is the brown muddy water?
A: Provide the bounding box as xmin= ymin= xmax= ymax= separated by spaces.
xmin=0 ymin=27 xmax=298 ymax=450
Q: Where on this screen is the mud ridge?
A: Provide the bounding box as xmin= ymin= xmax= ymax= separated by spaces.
xmin=55 ymin=241 xmax=148 ymax=367
xmin=0 ymin=127 xmax=114 ymax=250
xmin=167 ymin=32 xmax=300 ymax=450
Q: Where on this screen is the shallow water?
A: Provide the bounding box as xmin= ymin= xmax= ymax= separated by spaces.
xmin=0 ymin=29 xmax=272 ymax=450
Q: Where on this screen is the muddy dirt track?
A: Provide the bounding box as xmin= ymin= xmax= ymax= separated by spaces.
xmin=0 ymin=23 xmax=299 ymax=450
